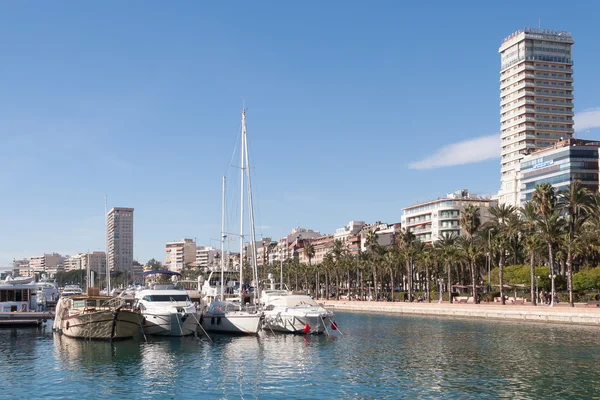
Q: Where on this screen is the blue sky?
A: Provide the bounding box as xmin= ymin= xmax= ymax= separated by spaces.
xmin=1 ymin=1 xmax=600 ymax=266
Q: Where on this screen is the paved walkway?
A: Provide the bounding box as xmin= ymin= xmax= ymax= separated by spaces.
xmin=319 ymin=300 xmax=600 ymax=325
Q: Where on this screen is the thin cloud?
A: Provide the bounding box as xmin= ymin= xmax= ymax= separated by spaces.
xmin=409 ymin=107 xmax=600 ymax=170
xmin=575 ymin=107 xmax=600 ymax=131
xmin=408 ymin=134 xmax=500 ymax=170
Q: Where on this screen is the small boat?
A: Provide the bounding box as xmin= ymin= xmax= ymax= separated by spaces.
xmin=135 ymin=277 xmax=200 ymax=336
xmin=61 ymin=285 xmax=84 ymax=297
xmin=202 ymin=300 xmax=262 ymax=334
xmin=4 ymin=276 xmax=35 ymax=285
xmin=261 ymin=290 xmax=335 ymax=334
xmin=53 ymin=290 xmax=143 ymax=340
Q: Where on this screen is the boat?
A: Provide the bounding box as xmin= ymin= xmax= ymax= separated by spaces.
xmin=260 ymin=288 xmax=336 ymax=334
xmin=0 ymin=278 xmax=38 ymax=312
xmin=61 ymin=284 xmax=84 ymax=297
xmin=37 ymin=279 xmax=59 ymax=311
xmin=4 ymin=276 xmax=35 ymax=285
xmin=201 ymin=109 xmax=262 ymax=335
xmin=53 ymin=290 xmax=143 ymax=340
xmin=135 ymin=271 xmax=200 ymax=336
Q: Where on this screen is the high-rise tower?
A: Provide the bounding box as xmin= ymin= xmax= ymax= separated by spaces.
xmin=107 ymin=207 xmax=134 ymax=274
xmin=498 ymin=28 xmax=574 ymax=205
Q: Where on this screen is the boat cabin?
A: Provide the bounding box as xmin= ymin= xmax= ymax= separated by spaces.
xmin=0 ymin=282 xmax=37 ymax=312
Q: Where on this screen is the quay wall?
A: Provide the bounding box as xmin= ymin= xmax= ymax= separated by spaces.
xmin=321 ymin=301 xmax=600 ymax=326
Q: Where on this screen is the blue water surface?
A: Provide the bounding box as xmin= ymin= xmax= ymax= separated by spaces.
xmin=1 ymin=311 xmax=599 ymax=399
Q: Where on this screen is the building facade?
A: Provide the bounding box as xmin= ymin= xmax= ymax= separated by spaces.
xmin=360 ymin=222 xmax=401 ymax=251
xmin=164 ymin=238 xmax=196 ymax=272
xmin=520 ymin=139 xmax=600 ymax=203
xmin=401 ymin=190 xmax=495 ymax=244
xmin=334 ymin=221 xmax=366 ymax=250
xmin=196 ymin=246 xmax=219 ymax=270
xmin=107 ymin=207 xmax=134 ymax=273
xmin=29 ymin=253 xmax=63 ymax=273
xmin=498 ymin=28 xmax=575 ymax=205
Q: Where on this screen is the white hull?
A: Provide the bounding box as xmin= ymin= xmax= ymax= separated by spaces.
xmin=61 ymin=309 xmax=142 ymax=340
xmin=263 ymin=310 xmax=334 ymax=334
xmin=201 ymin=311 xmax=262 ymax=335
xmin=142 ymin=312 xmax=199 ymax=336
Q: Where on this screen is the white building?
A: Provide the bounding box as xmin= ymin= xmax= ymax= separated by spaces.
xmin=164 ymin=238 xmax=196 ymax=272
xmin=401 ymin=190 xmax=495 ymax=244
xmin=498 ymin=28 xmax=574 ymax=205
xmin=107 ymin=207 xmax=134 ymax=272
xmin=196 ymin=246 xmax=218 ymax=270
xmin=334 ymin=221 xmax=366 ymax=248
xmin=285 ymin=227 xmax=321 ymax=244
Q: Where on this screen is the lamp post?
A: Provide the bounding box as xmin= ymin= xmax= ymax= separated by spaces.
xmin=438 ymin=278 xmax=444 ymax=304
xmin=549 ymin=274 xmax=557 ymax=306
xmin=535 ymin=275 xmax=539 ymax=305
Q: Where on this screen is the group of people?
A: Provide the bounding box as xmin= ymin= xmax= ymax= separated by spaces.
xmin=539 ymin=291 xmax=559 ymax=305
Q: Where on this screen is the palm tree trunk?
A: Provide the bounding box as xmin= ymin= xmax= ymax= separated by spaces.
xmin=390 ymin=267 xmax=395 ymax=302
xmin=500 ymin=249 xmax=506 ymax=305
xmin=470 ymin=260 xmax=477 ymax=304
xmin=407 ymin=259 xmax=413 ymax=302
xmin=425 ymin=263 xmax=430 ymax=303
xmin=530 ymin=250 xmax=536 ymax=305
xmin=336 ymin=273 xmax=340 ymax=300
xmin=548 ymin=242 xmax=556 ymax=306
xmin=372 ymin=264 xmax=379 ymax=301
xmin=347 ymin=267 xmax=351 ymax=299
xmin=447 ymin=263 xmax=452 ymax=303
xmin=567 ymin=245 xmax=574 ymax=307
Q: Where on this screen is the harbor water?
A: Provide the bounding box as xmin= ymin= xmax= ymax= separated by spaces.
xmin=1 ymin=311 xmax=600 ymax=399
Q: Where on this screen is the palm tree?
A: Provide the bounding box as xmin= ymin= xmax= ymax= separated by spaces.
xmin=485 ymin=203 xmax=518 ymax=305
xmin=364 ymin=230 xmax=380 ymax=300
xmin=417 ymin=243 xmax=435 ymax=302
xmin=460 ymin=204 xmax=482 ymax=303
xmin=396 ymin=229 xmax=417 ymax=302
xmin=557 ymin=180 xmax=593 ymax=307
xmin=521 ymin=201 xmax=544 ymax=305
xmin=532 ymin=183 xmax=562 ymax=306
xmin=383 ymin=249 xmax=398 ymax=302
xmin=330 ymin=239 xmax=348 ymax=296
xmin=303 ymin=241 xmax=316 ymax=297
xmin=435 ymin=235 xmax=457 ymax=302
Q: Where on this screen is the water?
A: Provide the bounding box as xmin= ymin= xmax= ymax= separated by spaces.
xmin=1 ymin=312 xmax=599 ymax=399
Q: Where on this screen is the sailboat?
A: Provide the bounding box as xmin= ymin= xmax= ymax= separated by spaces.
xmin=201 ymin=109 xmax=262 ymax=335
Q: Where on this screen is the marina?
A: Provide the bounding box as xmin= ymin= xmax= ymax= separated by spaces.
xmin=1 ymin=311 xmax=599 ymax=398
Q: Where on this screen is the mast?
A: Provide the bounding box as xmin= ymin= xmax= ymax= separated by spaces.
xmin=220 ymin=175 xmax=226 ymax=301
xmin=244 ymin=111 xmax=260 ymax=303
xmin=105 ymin=195 xmax=111 ymax=295
xmin=280 ymin=231 xmax=284 ymax=290
xmin=239 ymin=109 xmax=246 ymax=305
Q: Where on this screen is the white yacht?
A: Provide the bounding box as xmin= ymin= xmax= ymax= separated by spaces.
xmin=261 ymin=289 xmax=335 ymax=334
xmin=0 ymin=278 xmax=38 ymax=312
xmin=135 ymin=283 xmax=200 ymax=336
xmin=37 ymin=280 xmax=59 ymax=310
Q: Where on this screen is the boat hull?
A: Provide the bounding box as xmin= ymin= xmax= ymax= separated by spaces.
xmin=141 ymin=312 xmax=200 ymax=336
xmin=61 ymin=309 xmax=142 ymax=340
xmin=201 ymin=311 xmax=261 ymax=335
xmin=263 ymin=310 xmax=335 ymax=334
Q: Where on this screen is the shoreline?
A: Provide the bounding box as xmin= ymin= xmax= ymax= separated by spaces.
xmin=320 ymin=300 xmax=600 ymax=326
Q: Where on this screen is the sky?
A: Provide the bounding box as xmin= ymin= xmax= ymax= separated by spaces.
xmin=1 ymin=1 xmax=600 ymax=266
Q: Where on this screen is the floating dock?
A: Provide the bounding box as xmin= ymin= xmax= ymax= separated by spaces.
xmin=0 ymin=312 xmax=54 ymax=326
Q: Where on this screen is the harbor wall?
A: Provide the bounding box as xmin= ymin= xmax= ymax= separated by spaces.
xmin=321 ymin=301 xmax=600 ymax=326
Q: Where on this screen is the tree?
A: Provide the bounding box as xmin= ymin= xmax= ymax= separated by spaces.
xmin=435 ymin=235 xmax=457 ymax=302
xmin=303 ymin=242 xmax=316 ymax=297
xmin=521 ymin=201 xmax=544 ymax=305
xmin=364 ymin=230 xmax=380 ymax=301
xmin=486 ymin=203 xmax=517 ymax=305
xmin=557 ymin=180 xmax=593 ymax=307
xmin=460 ymin=204 xmax=482 ymax=303
xmin=396 ymin=229 xmax=416 ymax=302
xmin=532 ymin=183 xmax=562 ymax=306
xmin=146 ymin=258 xmax=163 ymax=271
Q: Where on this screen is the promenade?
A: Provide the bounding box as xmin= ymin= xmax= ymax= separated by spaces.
xmin=321 ymin=300 xmax=600 ymax=326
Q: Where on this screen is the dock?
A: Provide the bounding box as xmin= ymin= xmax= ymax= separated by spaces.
xmin=0 ymin=312 xmax=54 ymax=326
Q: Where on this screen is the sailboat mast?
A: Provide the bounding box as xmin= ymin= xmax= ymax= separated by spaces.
xmin=220 ymin=175 xmax=226 ymax=302
xmin=239 ymin=109 xmax=246 ymax=304
xmin=105 ymin=194 xmax=111 ymax=295
xmin=244 ymin=119 xmax=260 ymax=302
xmin=280 ymin=231 xmax=284 ymax=290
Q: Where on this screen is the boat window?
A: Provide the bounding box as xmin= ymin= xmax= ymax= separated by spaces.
xmin=145 ymin=295 xmax=190 ymax=302
xmin=15 ymin=290 xmax=22 ymax=302
xmin=86 ymin=300 xmax=96 ymax=307
xmin=73 ymin=300 xmax=85 ymax=308
xmin=7 ymin=291 xmax=15 ymax=302
xmin=0 ymin=291 xmax=6 ymax=302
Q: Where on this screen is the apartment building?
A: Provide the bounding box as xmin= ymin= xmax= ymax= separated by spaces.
xmin=107 ymin=207 xmax=134 ymax=272
xmin=29 ymin=253 xmax=63 ymax=273
xmin=196 ymin=246 xmax=219 ymax=270
xmin=498 ymin=28 xmax=575 ymax=205
xmin=401 ymin=190 xmax=495 ymax=244
xmin=360 ymin=222 xmax=401 ymax=251
xmin=297 ymin=235 xmax=335 ymax=265
xmin=165 ymin=238 xmax=196 ymax=272
xmin=334 ymin=221 xmax=366 ymax=249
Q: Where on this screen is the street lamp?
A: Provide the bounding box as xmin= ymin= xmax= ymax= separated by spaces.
xmin=437 ymin=278 xmax=444 ymax=304
xmin=549 ymin=274 xmax=557 ymax=307
xmin=535 ymin=276 xmax=539 ymax=306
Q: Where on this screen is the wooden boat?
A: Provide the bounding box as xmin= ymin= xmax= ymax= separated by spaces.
xmin=54 ymin=290 xmax=142 ymax=340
